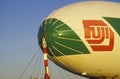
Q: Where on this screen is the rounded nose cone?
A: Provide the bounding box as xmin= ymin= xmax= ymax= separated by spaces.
xmin=38 ymin=19 xmax=57 ymax=47
xmin=38 ymin=18 xmax=90 ymax=56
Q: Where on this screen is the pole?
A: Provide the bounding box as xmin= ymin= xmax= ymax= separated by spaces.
xmin=42 ymin=36 xmax=50 ymax=79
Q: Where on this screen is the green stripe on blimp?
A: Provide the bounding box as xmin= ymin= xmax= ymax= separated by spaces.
xmin=103 ymin=17 xmax=120 ymax=36
xmin=40 ymin=18 xmax=90 ymax=56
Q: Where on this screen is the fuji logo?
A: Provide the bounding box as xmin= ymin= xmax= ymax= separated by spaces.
xmin=83 ymin=20 xmax=114 ymax=51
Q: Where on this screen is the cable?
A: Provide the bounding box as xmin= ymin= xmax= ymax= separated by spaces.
xmin=48 ymin=55 xmax=65 ymax=79
xmin=31 ymin=51 xmax=40 ymax=76
xmin=37 ymin=52 xmax=42 ymax=77
xmin=18 ymin=48 xmax=40 ymax=79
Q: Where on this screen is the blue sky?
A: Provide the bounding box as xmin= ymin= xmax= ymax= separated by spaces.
xmin=0 ymin=0 xmax=120 ymax=79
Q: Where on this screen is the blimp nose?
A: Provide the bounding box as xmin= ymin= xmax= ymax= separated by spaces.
xmin=38 ymin=18 xmax=90 ymax=56
xmin=38 ymin=18 xmax=68 ymax=49
xmin=38 ymin=18 xmax=58 ymax=48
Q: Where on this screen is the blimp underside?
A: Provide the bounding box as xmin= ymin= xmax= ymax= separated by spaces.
xmin=38 ymin=1 xmax=120 ymax=79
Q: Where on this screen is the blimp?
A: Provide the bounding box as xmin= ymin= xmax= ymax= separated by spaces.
xmin=38 ymin=1 xmax=120 ymax=79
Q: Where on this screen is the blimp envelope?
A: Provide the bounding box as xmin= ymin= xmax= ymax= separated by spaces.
xmin=38 ymin=1 xmax=120 ymax=79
